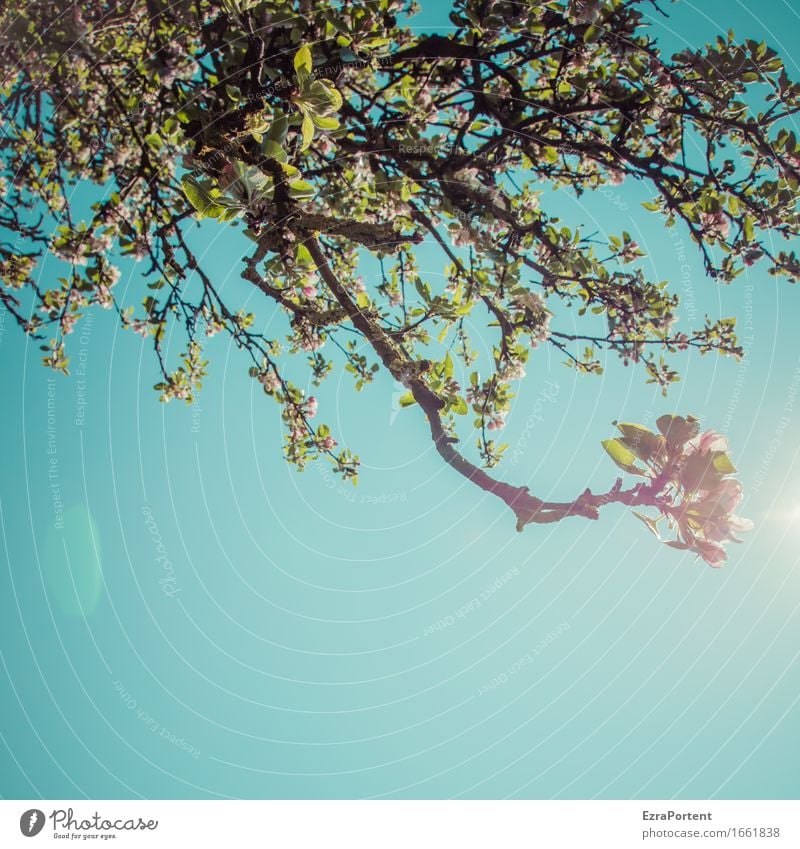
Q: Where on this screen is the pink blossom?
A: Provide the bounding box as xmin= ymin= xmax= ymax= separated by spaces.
xmin=700 ymin=210 xmax=730 ymax=241
xmin=695 ymin=540 xmax=727 ymax=568
xmin=727 ymin=514 xmax=754 ymax=534
xmin=686 ymin=429 xmax=729 ymax=455
xmin=306 ymin=396 xmax=318 ymax=418
xmin=711 ymin=478 xmax=743 ymax=513
xmin=607 ymin=168 xmax=625 ymax=186
xmin=95 ymin=284 xmax=113 ymax=309
xmin=258 ymin=371 xmax=280 ymax=393
xmin=487 ymin=413 xmax=506 ymax=431
xmin=60 ymin=313 xmax=78 ymax=334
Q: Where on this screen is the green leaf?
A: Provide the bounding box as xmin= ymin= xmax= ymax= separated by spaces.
xmin=399 ymin=75 xmax=414 ymax=105
xmin=181 ymin=175 xmax=225 ymax=218
xmin=143 ymin=132 xmax=162 ymax=151
xmin=681 ymin=452 xmax=722 ymax=492
xmin=295 ymin=243 xmax=314 ymax=267
xmin=294 ymin=44 xmax=313 ymax=76
xmin=216 ymin=205 xmax=241 ymax=222
xmin=656 ymin=414 xmax=700 ymax=448
xmin=266 ymin=110 xmax=289 ymax=144
xmin=398 ymin=392 xmax=416 ymax=408
xmin=443 ymin=352 xmax=454 ymax=379
xmin=311 ymin=114 xmax=339 ymax=130
xmin=279 ymin=162 xmax=300 ymax=178
xmin=583 ymin=24 xmax=602 ymax=43
xmin=307 ymin=79 xmax=343 ymax=115
xmin=712 ymin=452 xmax=737 ymax=475
xmin=452 ymin=396 xmax=468 ymax=415
xmin=261 ymin=139 xmax=287 ymax=163
xmin=300 ymin=112 xmax=314 ymax=151
xmin=288 ymin=179 xmax=316 ymax=199
xmin=614 ymin=422 xmax=663 ymax=462
xmin=601 ymin=439 xmax=645 ymax=474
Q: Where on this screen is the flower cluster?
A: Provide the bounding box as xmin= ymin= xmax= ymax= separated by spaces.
xmin=510 ymin=290 xmax=552 ymax=348
xmin=0 ymin=254 xmax=36 ymax=289
xmin=699 ymin=210 xmax=731 ymax=242
xmin=602 ymin=416 xmax=752 ymax=567
xmin=497 ymin=357 xmax=526 ymax=382
xmin=291 ymin=318 xmax=325 ymax=352
xmin=50 ymin=225 xmax=112 ymax=266
xmin=154 ymin=343 xmax=208 ymax=404
xmin=257 ymin=369 xmax=281 ymax=393
xmin=466 ymin=376 xmax=510 ymax=433
xmin=669 ymin=430 xmax=753 ymax=566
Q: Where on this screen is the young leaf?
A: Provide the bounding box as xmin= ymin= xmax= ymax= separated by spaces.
xmin=307 ymin=79 xmax=343 ymax=115
xmin=300 ymin=112 xmax=314 ymax=151
xmin=266 ymin=110 xmax=289 ymax=144
xmin=681 ymin=452 xmax=722 ymax=492
xmin=656 ymin=414 xmax=700 ymax=448
xmin=261 ymin=139 xmax=287 ymax=163
xmin=181 ymin=175 xmax=224 ymax=218
xmin=452 ymin=396 xmax=468 ymax=415
xmin=294 ymin=44 xmax=313 ymax=76
xmin=443 ymin=352 xmax=454 ymax=378
xmin=601 ymin=439 xmax=645 ymax=474
xmin=288 ymin=179 xmax=316 ymax=199
xmin=583 ymin=24 xmax=602 ymax=43
xmin=711 ymin=452 xmax=737 ymax=475
xmin=398 ymin=392 xmax=416 ymax=408
xmin=614 ymin=422 xmax=663 ymax=462
xmin=311 ymin=114 xmax=340 ymax=131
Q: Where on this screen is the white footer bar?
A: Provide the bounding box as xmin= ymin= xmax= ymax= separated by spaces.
xmin=2 ymin=800 xmax=797 ymax=848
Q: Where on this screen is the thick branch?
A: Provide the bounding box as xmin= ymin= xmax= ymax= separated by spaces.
xmin=303 ymin=234 xmax=667 ymax=530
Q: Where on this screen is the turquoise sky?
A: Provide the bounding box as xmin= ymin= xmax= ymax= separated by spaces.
xmin=1 ymin=1 xmax=799 ymax=800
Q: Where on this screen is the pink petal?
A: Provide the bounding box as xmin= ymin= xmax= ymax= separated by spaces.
xmin=695 ymin=540 xmax=727 ymax=568
xmin=728 ymin=515 xmax=754 ymax=533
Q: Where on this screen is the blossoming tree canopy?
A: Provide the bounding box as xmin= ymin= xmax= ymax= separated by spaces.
xmin=2 ymin=0 xmax=797 ymax=566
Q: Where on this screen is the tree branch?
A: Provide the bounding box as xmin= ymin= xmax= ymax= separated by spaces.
xmin=304 ymin=233 xmax=669 ymax=531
